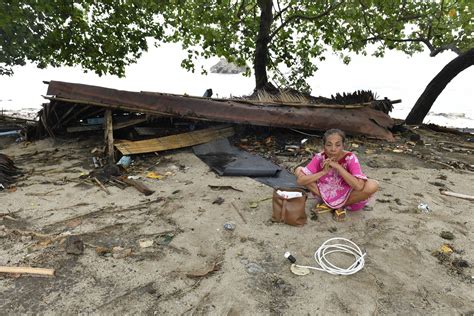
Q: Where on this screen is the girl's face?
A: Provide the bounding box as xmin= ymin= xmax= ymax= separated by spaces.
xmin=324 ymin=133 xmax=344 ymax=158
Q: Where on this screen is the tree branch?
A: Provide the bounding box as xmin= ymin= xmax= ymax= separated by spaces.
xmin=344 ymin=34 xmax=460 ymax=57
xmin=269 ymin=1 xmax=345 ymax=40
xmin=430 ymin=43 xmax=462 ymax=56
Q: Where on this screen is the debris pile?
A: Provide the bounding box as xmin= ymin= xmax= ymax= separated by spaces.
xmin=0 ymin=153 xmax=21 ymax=189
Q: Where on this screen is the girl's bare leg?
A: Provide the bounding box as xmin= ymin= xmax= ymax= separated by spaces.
xmin=344 ymin=179 xmax=379 ymax=206
xmin=294 ymin=167 xmax=321 ymax=198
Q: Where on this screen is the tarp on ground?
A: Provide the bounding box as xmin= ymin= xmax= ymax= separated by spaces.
xmin=193 ymin=139 xmax=299 ymax=188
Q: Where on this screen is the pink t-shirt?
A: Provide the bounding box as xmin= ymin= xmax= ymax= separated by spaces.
xmin=302 ymin=152 xmax=368 ymax=210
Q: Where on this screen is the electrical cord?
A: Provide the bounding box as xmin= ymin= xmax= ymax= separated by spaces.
xmin=293 ymin=237 xmax=366 ymax=276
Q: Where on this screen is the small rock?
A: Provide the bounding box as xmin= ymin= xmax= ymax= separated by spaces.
xmin=440 ymin=231 xmax=455 ymax=240
xmin=96 ymin=246 xmax=111 ymax=256
xmin=65 ymin=235 xmax=84 ymax=255
xmin=112 ymin=246 xmax=132 ymax=259
xmin=452 ymin=258 xmax=470 ymax=268
xmin=212 ymin=197 xmax=225 ymax=205
xmin=328 ymin=227 xmax=337 ymax=233
xmin=21 ymin=235 xmax=33 ymax=242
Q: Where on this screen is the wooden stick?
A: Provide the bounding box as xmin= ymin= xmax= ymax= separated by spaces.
xmin=440 ymin=190 xmax=474 ymax=201
xmin=104 ymin=109 xmax=115 ymax=163
xmin=93 ymin=177 xmax=110 ymax=195
xmin=231 ymin=202 xmax=247 ymax=224
xmin=119 ymin=177 xmax=154 ymax=196
xmin=0 ymin=266 xmax=55 ymax=276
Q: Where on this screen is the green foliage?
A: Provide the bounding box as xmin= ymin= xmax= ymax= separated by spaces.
xmin=0 ymin=0 xmax=163 ymax=76
xmin=1 ymin=0 xmax=472 ymax=92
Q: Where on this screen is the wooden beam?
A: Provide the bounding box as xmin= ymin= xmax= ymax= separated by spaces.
xmin=114 ymin=126 xmax=234 ymax=155
xmin=104 ymin=109 xmax=115 ymax=163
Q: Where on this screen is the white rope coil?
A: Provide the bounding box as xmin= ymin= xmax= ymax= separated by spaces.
xmin=296 ymin=237 xmax=366 ymax=275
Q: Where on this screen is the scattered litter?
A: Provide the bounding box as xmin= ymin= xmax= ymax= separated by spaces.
xmin=139 ymin=239 xmax=154 ymax=248
xmin=439 ymin=190 xmax=474 ymax=201
xmin=0 ymin=266 xmax=55 ymax=277
xmin=185 ymin=260 xmax=222 ymax=278
xmin=96 ymin=247 xmax=111 ymax=256
xmin=127 ymin=175 xmax=140 ymax=180
xmin=290 ymin=264 xmax=310 ymax=276
xmin=417 ymin=203 xmax=431 ymax=213
xmin=208 ymin=185 xmax=243 ymax=192
xmin=92 ymin=157 xmax=101 ymax=168
xmin=157 ymin=233 xmax=175 ymax=245
xmin=65 ymin=235 xmax=84 ymax=255
xmin=439 ymin=244 xmax=454 ymax=255
xmin=223 ymin=223 xmax=236 ymax=231
xmin=231 ymin=202 xmax=247 ymax=224
xmin=116 ymin=156 xmax=132 ymax=168
xmin=112 ymin=246 xmax=132 ymax=259
xmin=146 ymin=171 xmax=164 ymax=179
xmin=440 ymin=231 xmax=455 ymax=240
xmin=212 ymin=197 xmax=225 ymax=205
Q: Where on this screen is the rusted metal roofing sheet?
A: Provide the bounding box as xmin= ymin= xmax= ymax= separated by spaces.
xmin=45 ymin=80 xmax=395 ymax=141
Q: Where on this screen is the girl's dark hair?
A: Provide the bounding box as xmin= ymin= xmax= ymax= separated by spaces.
xmin=323 ymin=129 xmax=346 ymax=145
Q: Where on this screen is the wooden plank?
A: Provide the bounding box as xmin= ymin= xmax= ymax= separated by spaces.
xmin=104 ymin=110 xmax=115 ymax=162
xmin=0 ymin=266 xmax=55 ymax=276
xmin=114 ymin=126 xmax=234 ymax=155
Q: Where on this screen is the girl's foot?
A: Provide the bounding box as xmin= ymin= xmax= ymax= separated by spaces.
xmin=313 ymin=203 xmax=332 ymax=214
xmin=332 ymin=209 xmax=346 ymax=222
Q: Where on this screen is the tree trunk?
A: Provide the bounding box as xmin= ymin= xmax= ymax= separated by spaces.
xmin=405 ymin=48 xmax=474 ymax=125
xmin=254 ymin=0 xmax=273 ymax=91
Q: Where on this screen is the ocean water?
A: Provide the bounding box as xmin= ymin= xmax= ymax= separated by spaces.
xmin=1 ymin=43 xmax=473 ymax=128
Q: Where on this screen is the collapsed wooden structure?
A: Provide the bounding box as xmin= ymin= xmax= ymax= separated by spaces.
xmin=39 ymin=81 xmax=395 ymax=143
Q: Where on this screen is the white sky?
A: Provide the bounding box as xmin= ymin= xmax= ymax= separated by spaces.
xmin=0 ymin=43 xmax=473 ymax=127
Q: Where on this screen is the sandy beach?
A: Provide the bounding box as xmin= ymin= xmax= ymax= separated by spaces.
xmin=0 ymin=126 xmax=473 ymax=314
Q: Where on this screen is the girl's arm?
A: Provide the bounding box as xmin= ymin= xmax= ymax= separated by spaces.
xmin=296 ymin=169 xmax=328 ymax=185
xmin=328 ymin=161 xmax=365 ymax=191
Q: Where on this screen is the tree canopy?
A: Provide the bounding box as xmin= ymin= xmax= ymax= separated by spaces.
xmin=1 ymin=0 xmax=472 ymax=92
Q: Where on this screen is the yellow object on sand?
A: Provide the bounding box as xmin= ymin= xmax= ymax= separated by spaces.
xmin=146 ymin=171 xmax=164 ymax=179
xmin=439 ymin=244 xmax=453 ymax=254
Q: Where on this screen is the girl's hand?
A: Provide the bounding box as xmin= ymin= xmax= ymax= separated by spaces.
xmin=327 ymin=159 xmax=342 ymax=170
xmin=323 ymin=158 xmax=341 ymax=172
xmin=322 ymin=158 xmax=333 ymax=173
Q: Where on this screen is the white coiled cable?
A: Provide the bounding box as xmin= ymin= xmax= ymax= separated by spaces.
xmin=295 ymin=237 xmax=366 ymax=275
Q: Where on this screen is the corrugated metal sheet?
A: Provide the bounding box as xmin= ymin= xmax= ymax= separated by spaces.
xmin=45 ymin=80 xmax=395 ymax=140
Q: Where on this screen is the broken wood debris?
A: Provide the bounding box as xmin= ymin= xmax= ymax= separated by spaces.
xmin=0 ymin=266 xmax=55 ymax=277
xmin=0 ymin=153 xmax=22 ymax=189
xmin=231 ymin=201 xmax=247 ymax=224
xmin=440 ymin=190 xmax=474 ymax=201
xmin=114 ymin=125 xmax=234 ymax=155
xmin=41 ymin=80 xmax=396 ymax=140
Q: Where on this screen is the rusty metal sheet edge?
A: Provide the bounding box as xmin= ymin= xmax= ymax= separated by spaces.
xmin=46 ymin=80 xmax=395 ymax=141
